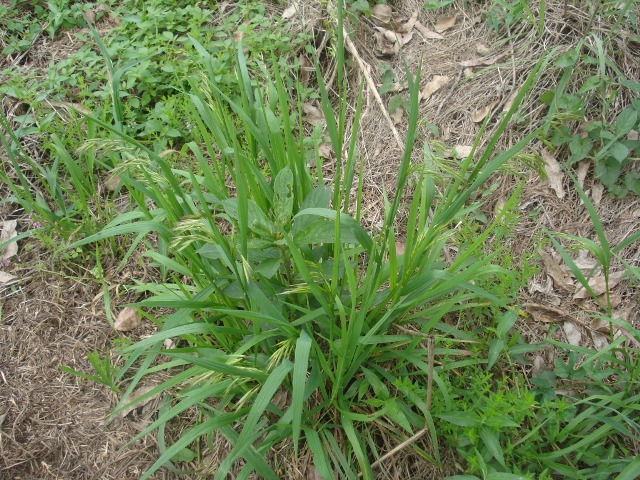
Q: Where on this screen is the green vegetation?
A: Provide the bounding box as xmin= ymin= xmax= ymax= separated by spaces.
xmin=1 ymin=0 xmax=638 ymax=479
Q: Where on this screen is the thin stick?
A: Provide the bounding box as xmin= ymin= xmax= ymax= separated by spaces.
xmin=369 ymin=427 xmax=430 ymax=471
xmin=342 ymin=27 xmax=404 ymax=151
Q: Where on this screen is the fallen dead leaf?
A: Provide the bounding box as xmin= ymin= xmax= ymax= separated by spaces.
xmin=400 ymin=30 xmax=414 ymax=46
xmin=572 ymin=251 xmax=599 ymax=274
xmin=0 ymin=271 xmax=18 ymax=284
xmin=318 ymin=143 xmax=333 ymax=159
xmin=375 ymin=26 xmax=400 ymax=43
xmin=415 ymin=21 xmax=444 ymax=40
xmin=460 ymin=52 xmax=507 ymax=68
xmin=573 ymin=272 xmax=624 ymax=299
xmin=374 ymin=31 xmax=400 ymax=56
xmin=541 ymin=148 xmax=565 ymax=199
xmin=470 ymin=101 xmax=497 ymax=123
xmin=299 ymin=54 xmax=314 ymax=84
xmin=105 ymin=175 xmax=121 ymax=192
xmin=115 ymin=307 xmax=141 ymax=331
xmin=541 ymin=250 xmax=574 ymax=292
xmin=117 ymin=385 xmax=160 ymax=419
xmin=502 ymin=90 xmax=519 ymax=112
xmin=525 ymin=303 xmax=575 ymax=324
xmin=397 ymin=9 xmax=419 ymax=34
xmin=450 ymin=145 xmax=473 ymax=159
xmin=302 ymin=103 xmax=324 ymax=126
xmin=434 ymin=15 xmax=456 ymax=33
xmin=390 ymin=106 xmax=404 ymax=125
xmin=1 ymin=220 xmax=18 ymax=263
xmin=420 ymin=75 xmax=449 ymax=101
xmin=395 ymin=241 xmax=406 ymax=256
xmin=591 ymin=332 xmax=609 ymax=351
xmin=282 ymin=1 xmax=299 ymax=19
xmin=476 ymin=42 xmax=491 ymax=55
xmin=591 ymin=182 xmax=604 ymax=206
xmin=563 ymin=321 xmax=582 ymax=346
xmin=532 ymin=355 xmax=545 ymax=375
xmin=576 ymin=161 xmax=590 ymax=189
xmin=371 ymin=4 xmax=392 ymax=26
xmin=628 ymin=129 xmax=639 ymax=141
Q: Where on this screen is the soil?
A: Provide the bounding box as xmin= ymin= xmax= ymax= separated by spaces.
xmin=1 ymin=0 xmax=638 ymax=478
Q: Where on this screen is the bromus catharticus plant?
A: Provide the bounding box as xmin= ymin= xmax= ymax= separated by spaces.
xmin=69 ymin=9 xmax=552 ymax=480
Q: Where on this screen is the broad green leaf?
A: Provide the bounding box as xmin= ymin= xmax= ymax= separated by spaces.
xmin=595 ymin=157 xmax=622 ymax=186
xmin=608 ymin=142 xmax=630 ymax=163
xmin=487 ymin=338 xmax=504 ymax=370
xmin=437 ymin=411 xmax=482 ymax=427
xmin=170 ymin=446 xmax=197 ymax=463
xmin=485 ymin=474 xmax=529 ymax=480
xmin=273 ymin=167 xmax=294 ymax=228
xmin=480 ymin=427 xmax=505 ymax=466
xmin=615 ymin=108 xmax=638 ymax=136
xmin=497 ymin=309 xmax=518 ymax=339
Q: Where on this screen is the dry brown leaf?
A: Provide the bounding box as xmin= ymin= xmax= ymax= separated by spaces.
xmin=541 ymin=251 xmax=573 ymax=292
xmin=105 ymin=175 xmax=121 ymax=192
xmin=572 ymin=251 xmax=599 ymax=274
xmin=476 ymin=42 xmax=491 ymax=55
xmin=400 ymin=30 xmax=414 ymax=46
xmin=414 ymin=21 xmax=444 ymax=40
xmin=395 ymin=241 xmax=406 ymax=256
xmin=460 ymin=53 xmax=507 ymax=67
xmin=434 ymin=15 xmax=456 ymax=33
xmin=115 ymin=307 xmax=141 ymax=331
xmin=451 ymin=145 xmax=473 ymax=159
xmin=318 ymin=143 xmax=333 ymax=159
xmin=1 ymin=220 xmax=18 ymax=263
xmin=390 ymin=106 xmax=404 ymax=125
xmin=627 ymin=129 xmax=639 ymax=141
xmin=470 ymin=101 xmax=497 ymax=123
xmin=397 ymin=9 xmax=419 ymax=34
xmin=573 ymin=272 xmax=624 ymax=299
xmin=371 ymin=4 xmax=392 ymax=26
xmin=0 ymin=271 xmax=18 ymax=284
xmin=502 ymin=90 xmax=519 ymax=112
xmin=563 ymin=321 xmax=582 ymax=346
xmin=282 ymin=1 xmax=299 ymax=19
xmin=576 ymin=161 xmax=590 ymax=189
xmin=118 ymin=385 xmax=160 ymax=419
xmin=420 ymin=75 xmax=449 ymax=101
xmin=302 ymin=103 xmax=324 ymax=126
xmin=375 ymin=26 xmax=400 ymax=43
xmin=541 ymin=148 xmax=565 ymax=199
xmin=591 ymin=182 xmax=604 ymax=206
xmin=299 ymin=54 xmax=314 ymax=84
xmin=374 ymin=32 xmax=400 ymax=57
xmin=591 ymin=332 xmax=609 ymax=351
xmin=525 ymin=303 xmax=567 ymax=323
xmin=532 ymin=355 xmax=545 ymax=375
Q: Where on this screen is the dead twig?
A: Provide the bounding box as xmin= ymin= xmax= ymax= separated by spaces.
xmin=342 ymin=27 xmax=404 ymax=151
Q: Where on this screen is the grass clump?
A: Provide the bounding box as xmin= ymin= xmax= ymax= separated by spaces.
xmin=59 ymin=11 xmax=547 ymax=477
xmin=1 ymin=1 xmax=639 ymax=479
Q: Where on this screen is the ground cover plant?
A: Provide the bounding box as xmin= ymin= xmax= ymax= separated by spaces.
xmin=1 ymin=0 xmax=639 ymax=478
